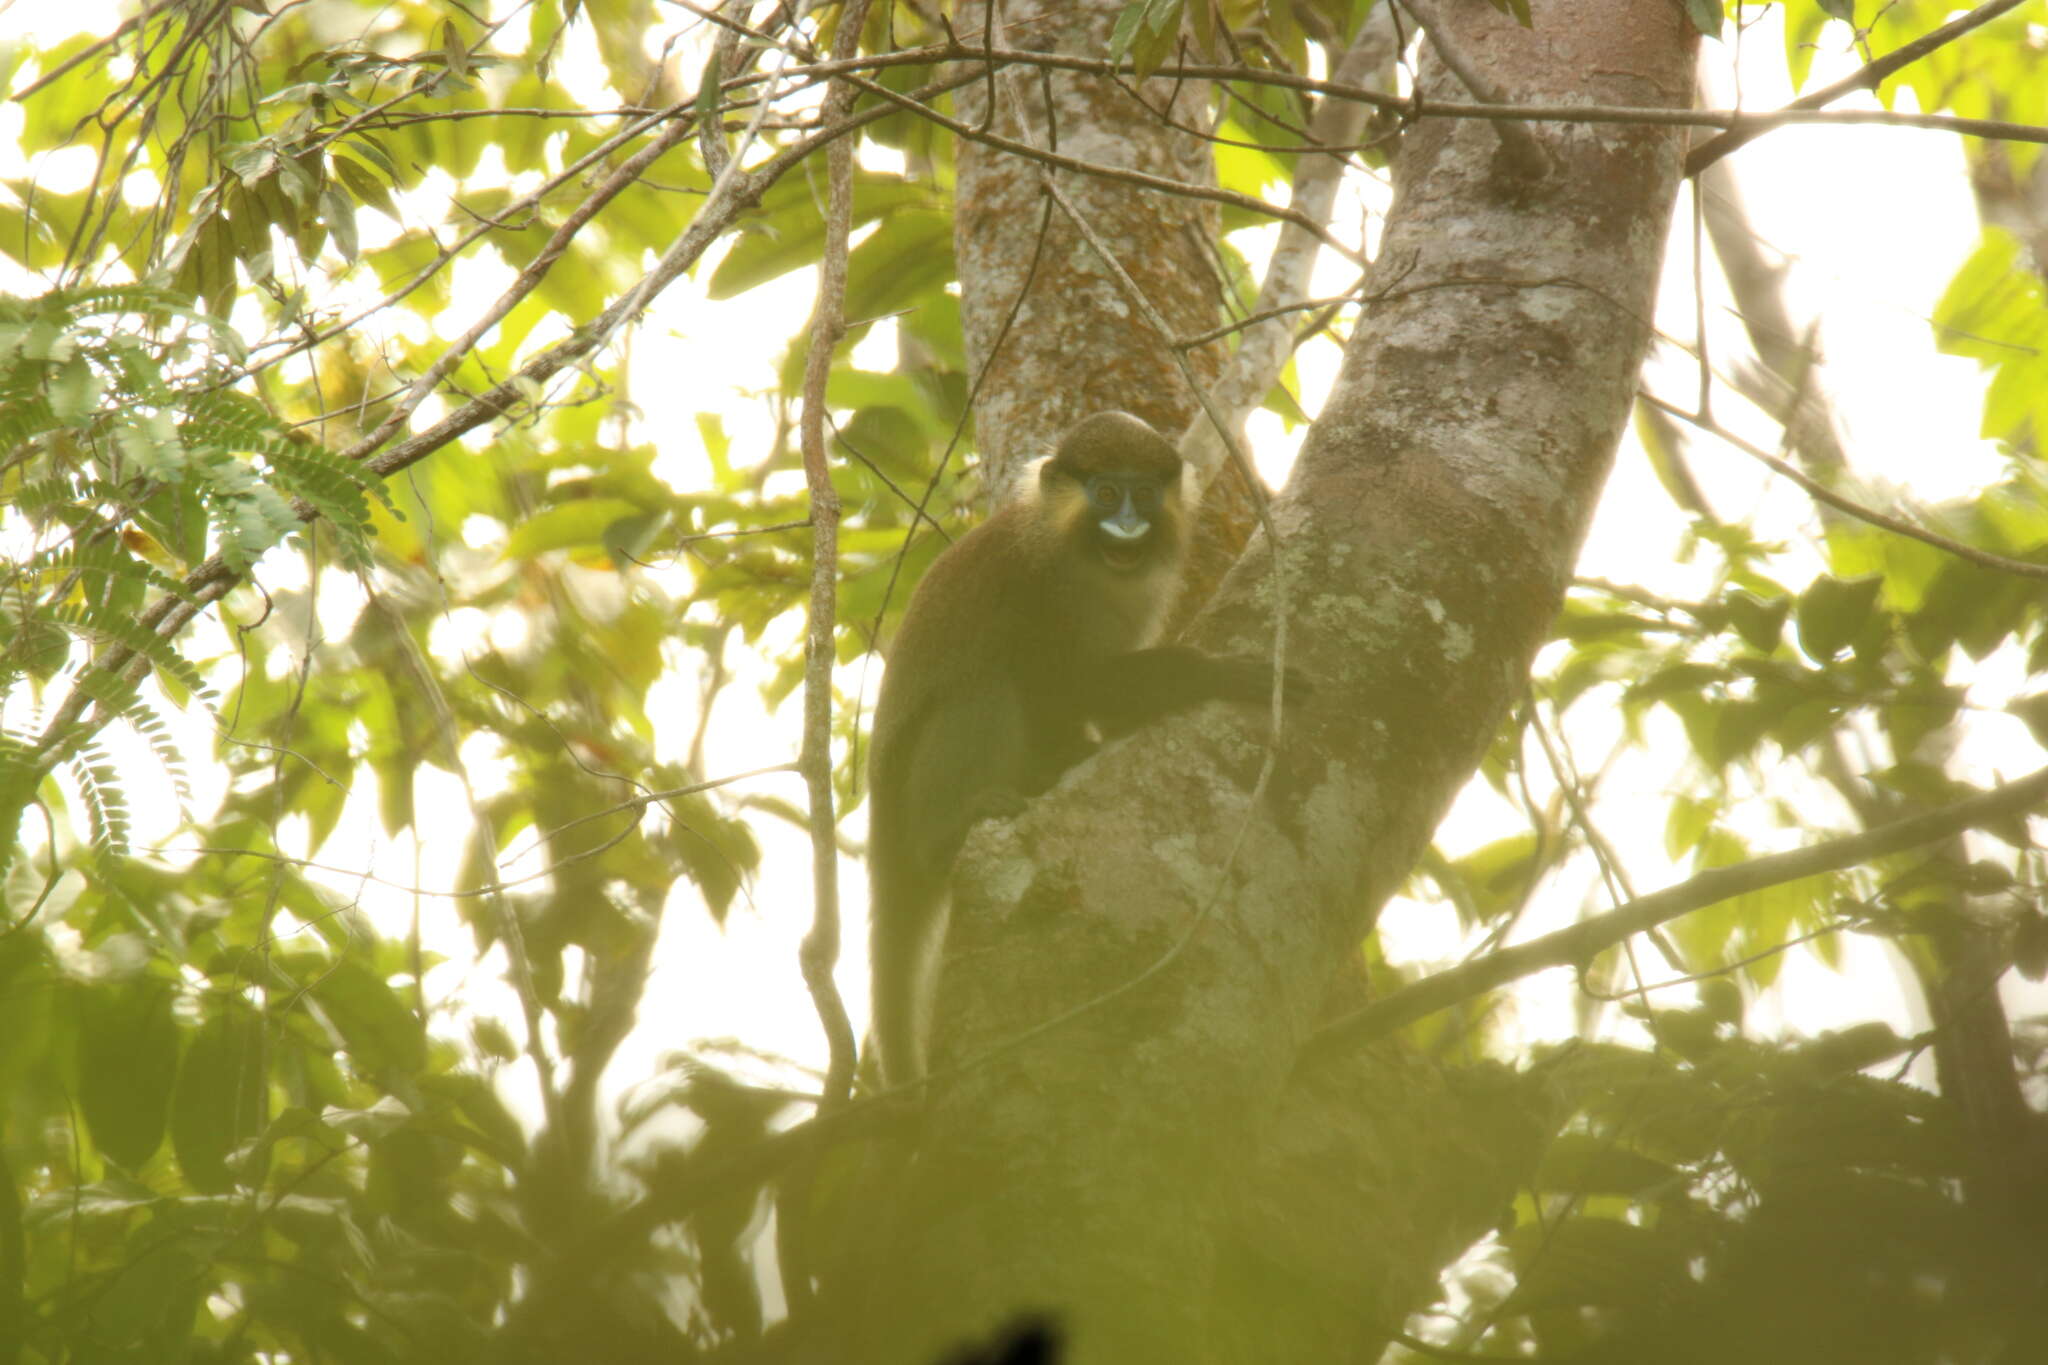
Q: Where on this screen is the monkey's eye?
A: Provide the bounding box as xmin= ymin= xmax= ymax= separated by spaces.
xmin=1089 ymin=481 xmax=1122 ymax=511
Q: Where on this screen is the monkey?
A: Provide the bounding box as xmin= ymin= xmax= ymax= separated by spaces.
xmin=866 ymin=410 xmax=1290 ymax=1087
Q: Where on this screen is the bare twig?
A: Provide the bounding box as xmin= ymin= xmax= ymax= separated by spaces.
xmin=8 ymin=0 xmax=177 ymax=102
xmin=699 ymin=45 xmax=2048 ymax=147
xmin=1304 ymin=761 xmax=2048 ymax=1059
xmin=1174 ymin=289 xmax=1368 ymax=350
xmin=1685 ymin=0 xmax=2031 ymax=174
xmin=836 ymin=67 xmax=1367 ymax=266
xmin=156 ymin=766 xmax=796 ymax=898
xmin=793 ymin=0 xmax=873 ymax=1112
xmin=1640 ymin=391 xmax=2048 ymax=583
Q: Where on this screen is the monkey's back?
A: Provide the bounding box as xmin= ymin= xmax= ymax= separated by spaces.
xmin=870 ymin=500 xmax=1046 ymax=874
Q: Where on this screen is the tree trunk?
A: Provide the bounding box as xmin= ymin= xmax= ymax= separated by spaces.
xmin=951 ymin=0 xmax=1222 ymax=490
xmin=871 ymin=4 xmax=1700 ymax=1360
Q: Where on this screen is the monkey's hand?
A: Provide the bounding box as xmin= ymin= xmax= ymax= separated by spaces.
xmin=965 ymin=786 xmax=1029 ymax=825
xmin=1209 ymin=655 xmax=1313 ymax=704
xmin=1072 ymin=648 xmax=1310 ymax=740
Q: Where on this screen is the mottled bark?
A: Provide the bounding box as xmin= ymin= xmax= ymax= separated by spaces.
xmin=872 ymin=3 xmax=1700 ymax=1361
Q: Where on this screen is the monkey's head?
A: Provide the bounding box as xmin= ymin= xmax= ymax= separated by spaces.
xmin=1039 ymin=412 xmax=1186 ymax=575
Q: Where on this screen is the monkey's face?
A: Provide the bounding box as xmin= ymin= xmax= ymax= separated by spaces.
xmin=1080 ymin=474 xmax=1174 ymax=573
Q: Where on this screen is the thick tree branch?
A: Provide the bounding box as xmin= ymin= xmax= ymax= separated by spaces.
xmin=1304 ymin=762 xmax=2048 ymax=1060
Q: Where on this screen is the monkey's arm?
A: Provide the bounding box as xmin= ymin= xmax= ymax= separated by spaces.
xmin=1081 ymin=646 xmax=1298 ymax=735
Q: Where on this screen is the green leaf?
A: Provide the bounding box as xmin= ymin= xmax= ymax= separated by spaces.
xmin=307 ymin=958 xmax=425 ymax=1075
xmin=1535 ymin=1132 xmax=1676 ymax=1197
xmin=695 ymin=46 xmax=722 ymax=129
xmin=1108 ymin=2 xmax=1148 ymax=60
xmin=843 ymin=208 xmax=955 ymax=325
xmin=1444 ymin=832 xmax=1539 ymax=923
xmin=1128 ymin=3 xmax=1184 ymax=81
xmin=1782 ymin=0 xmax=1831 ymax=89
xmin=707 ymin=174 xmax=938 ymax=299
xmin=321 ymin=183 xmax=359 ymax=263
xmin=333 ymin=154 xmax=399 ymax=219
xmin=77 ymin=980 xmax=180 ymax=1168
xmin=1794 ymin=574 xmax=1881 ymax=661
xmin=1505 ymin=1215 xmax=1687 ymax=1311
xmin=1664 ymin=793 xmax=1715 ymax=859
xmin=503 ymin=497 xmax=643 ymax=558
xmin=665 ymin=790 xmax=762 ymax=923
xmin=46 ymin=353 xmax=101 ymax=421
xmin=1934 ymin=229 xmax=2048 ymax=451
xmin=88 ymin=1240 xmax=205 ymax=1354
xmin=171 ymin=1008 xmax=267 ymax=1193
xmin=1723 ymin=589 xmax=1789 ymax=651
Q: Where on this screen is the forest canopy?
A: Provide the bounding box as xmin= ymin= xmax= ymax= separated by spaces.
xmin=2 ymin=0 xmax=2046 ymax=1361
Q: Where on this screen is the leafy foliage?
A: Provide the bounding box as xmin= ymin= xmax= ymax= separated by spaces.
xmin=2 ymin=0 xmax=2045 ymax=1361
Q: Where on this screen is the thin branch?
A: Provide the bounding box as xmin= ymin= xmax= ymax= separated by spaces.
xmin=7 ymin=0 xmax=178 ymax=103
xmin=362 ymin=574 xmax=567 ymax=1134
xmin=793 ymin=0 xmax=871 ymax=1112
xmin=833 ymin=68 xmax=1368 ymax=266
xmin=1303 ymin=762 xmax=2048 ymax=1061
xmin=1174 ymin=288 xmax=1367 ymax=350
xmin=1526 ymin=696 xmax=1686 ymax=975
xmin=1640 ymin=391 xmax=2048 ymax=583
xmin=1698 ymin=154 xmax=1853 ymax=474
xmin=1685 ymin=0 xmax=2031 ymax=174
xmin=499 ymin=763 xmax=802 ymax=861
xmin=355 ymin=45 xmax=774 ymax=458
xmin=706 ymin=44 xmax=2048 ymax=148
xmin=1577 ymin=916 xmax=1860 ymax=1001
xmin=157 ymin=766 xmax=796 ymax=900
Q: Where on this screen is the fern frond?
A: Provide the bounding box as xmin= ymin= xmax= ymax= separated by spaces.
xmin=69 ymin=743 xmax=130 ymax=859
xmin=21 ymin=543 xmax=195 ymax=611
xmin=0 ymin=391 xmax=57 ymax=449
xmin=201 ymin=476 xmax=302 ymax=571
xmin=53 ymin=606 xmax=219 ymax=710
xmin=122 ymin=697 xmax=195 ymax=814
xmin=71 ymin=664 xmax=143 ymax=716
xmin=10 ymin=474 xmax=132 ymax=522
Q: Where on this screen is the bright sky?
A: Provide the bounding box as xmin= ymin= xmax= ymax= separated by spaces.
xmin=0 ymin=0 xmax=2025 ymax=1111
